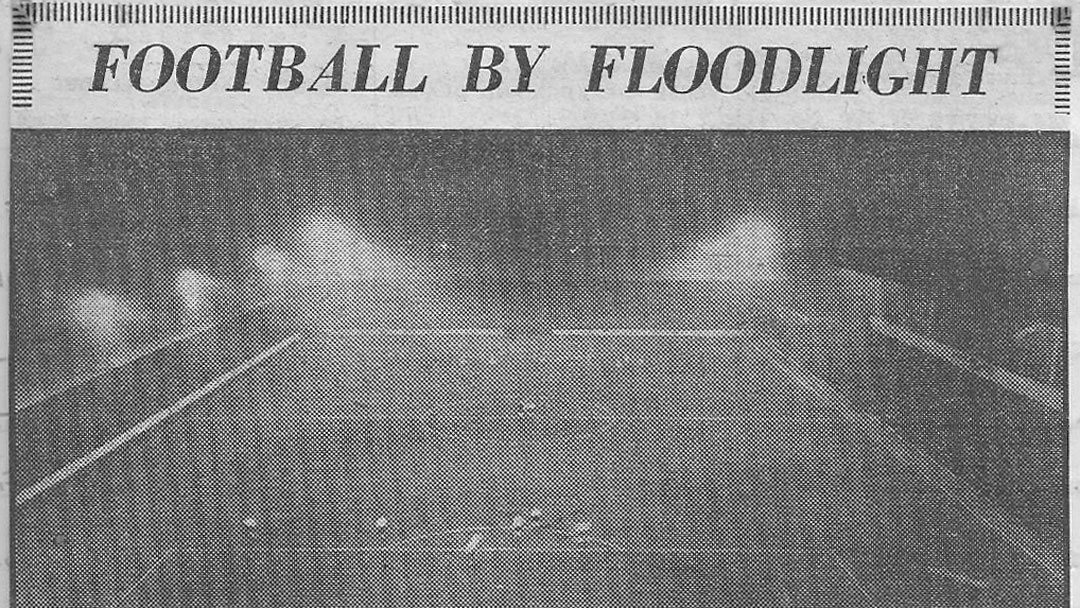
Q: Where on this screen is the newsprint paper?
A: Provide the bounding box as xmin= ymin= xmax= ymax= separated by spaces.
xmin=3 ymin=1 xmax=1078 ymax=607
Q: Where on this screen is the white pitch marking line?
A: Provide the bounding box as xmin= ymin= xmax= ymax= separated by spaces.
xmin=325 ymin=328 xmax=748 ymax=337
xmin=17 ymin=321 xmax=218 ymax=412
xmin=553 ymin=328 xmax=745 ymax=338
xmin=322 ymin=328 xmax=505 ymax=337
xmin=463 ymin=532 xmax=483 ymax=553
xmin=927 ymin=566 xmax=989 ymax=590
xmin=868 ymin=315 xmax=1062 ymax=414
xmin=757 ymin=342 xmax=1063 ymax=581
xmin=15 ymin=333 xmax=302 ymax=507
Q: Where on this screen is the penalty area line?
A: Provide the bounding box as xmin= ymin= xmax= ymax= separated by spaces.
xmin=15 ymin=332 xmax=302 ymax=507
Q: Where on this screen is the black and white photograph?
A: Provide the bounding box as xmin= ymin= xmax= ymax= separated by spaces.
xmin=9 ymin=129 xmax=1068 ymax=606
xmin=6 ymin=4 xmax=1076 ymax=608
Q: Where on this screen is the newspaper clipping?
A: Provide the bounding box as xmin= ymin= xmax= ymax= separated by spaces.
xmin=6 ymin=3 xmax=1075 ymax=607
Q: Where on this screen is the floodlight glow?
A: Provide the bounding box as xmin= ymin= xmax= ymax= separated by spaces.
xmin=302 ymin=214 xmax=353 ymax=254
xmin=668 ymin=218 xmax=782 ymax=281
xmin=296 ymin=212 xmax=417 ymax=283
xmin=175 ymin=268 xmax=217 ymax=314
xmin=68 ymin=289 xmax=134 ymax=343
xmin=727 ymin=218 xmax=780 ymax=278
xmin=299 ymin=213 xmax=358 ymax=280
xmin=251 ymin=245 xmax=292 ymax=283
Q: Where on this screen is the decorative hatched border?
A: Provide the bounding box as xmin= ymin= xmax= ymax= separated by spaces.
xmin=11 ymin=4 xmax=33 ymax=108
xmin=8 ymin=4 xmax=1073 ymax=113
xmin=1053 ymin=7 xmax=1071 ymax=114
xmin=11 ymin=4 xmax=1077 ymax=26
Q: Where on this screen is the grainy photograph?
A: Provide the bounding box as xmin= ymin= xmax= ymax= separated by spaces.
xmin=10 ymin=130 xmax=1068 ymax=607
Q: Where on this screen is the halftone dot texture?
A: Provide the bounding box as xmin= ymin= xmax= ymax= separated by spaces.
xmin=11 ymin=131 xmax=1067 ymax=607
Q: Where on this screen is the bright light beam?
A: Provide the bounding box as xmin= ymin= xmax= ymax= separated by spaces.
xmin=175 ymin=267 xmax=218 ymax=317
xmin=296 ymin=212 xmax=415 ymax=283
xmin=668 ymin=218 xmax=782 ymax=281
xmin=300 ymin=213 xmax=356 ymax=281
xmin=251 ymin=245 xmax=292 ymax=284
xmin=67 ymin=289 xmax=137 ymax=356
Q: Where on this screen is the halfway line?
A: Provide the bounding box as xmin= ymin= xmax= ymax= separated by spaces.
xmin=15 ymin=332 xmax=302 ymax=507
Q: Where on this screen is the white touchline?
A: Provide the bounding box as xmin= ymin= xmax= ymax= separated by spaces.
xmin=926 ymin=566 xmax=989 ymax=590
xmin=464 ymin=532 xmax=483 ymax=553
xmin=15 ymin=332 xmax=303 ymax=507
xmin=756 ymin=342 xmax=1063 ymax=581
xmin=326 ymin=328 xmax=505 ymax=336
xmin=17 ymin=321 xmax=219 ymax=412
xmin=868 ymin=315 xmax=1063 ymax=415
xmin=553 ymin=328 xmax=745 ymax=337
